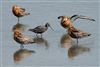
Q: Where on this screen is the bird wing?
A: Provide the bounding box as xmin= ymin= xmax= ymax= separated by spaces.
xmin=73 ymin=30 xmax=91 ymax=38
xmin=20 ymin=8 xmax=25 ymax=12
xmin=14 ymin=6 xmax=25 ymax=15
xmin=15 ymin=6 xmax=25 ymax=12
xmin=70 ymin=15 xmax=95 ymax=22
xmin=15 ymin=5 xmax=25 ymax=12
xmin=34 ymin=26 xmax=45 ymax=31
xmin=19 ymin=35 xmax=34 ymax=44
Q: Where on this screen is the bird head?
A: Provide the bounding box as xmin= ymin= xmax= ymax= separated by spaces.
xmin=58 ymin=16 xmax=63 ymax=19
xmin=45 ymin=23 xmax=54 ymax=31
xmin=45 ymin=23 xmax=50 ymax=27
xmin=58 ymin=16 xmax=70 ymax=21
xmin=14 ymin=30 xmax=22 ymax=37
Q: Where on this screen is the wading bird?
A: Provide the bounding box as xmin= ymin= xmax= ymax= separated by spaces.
xmin=58 ymin=15 xmax=95 ymax=29
xmin=12 ymin=5 xmax=30 ymax=22
xmin=68 ymin=26 xmax=91 ymax=44
xmin=29 ymin=23 xmax=54 ymax=37
xmin=13 ymin=30 xmax=35 ymax=48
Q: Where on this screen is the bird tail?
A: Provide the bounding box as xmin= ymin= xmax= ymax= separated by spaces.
xmin=89 ymin=19 xmax=95 ymax=21
xmin=87 ymin=33 xmax=91 ymax=36
xmin=30 ymin=41 xmax=35 ymax=44
xmin=28 ymin=29 xmax=35 ymax=32
xmin=83 ymin=33 xmax=91 ymax=37
xmin=25 ymin=13 xmax=30 ymax=15
xmin=29 ymin=50 xmax=35 ymax=53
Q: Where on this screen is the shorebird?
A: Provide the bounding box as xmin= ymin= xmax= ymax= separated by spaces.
xmin=58 ymin=15 xmax=95 ymax=29
xmin=58 ymin=16 xmax=73 ymax=28
xmin=12 ymin=5 xmax=30 ymax=22
xmin=29 ymin=23 xmax=54 ymax=37
xmin=13 ymin=30 xmax=35 ymax=48
xmin=68 ymin=26 xmax=91 ymax=44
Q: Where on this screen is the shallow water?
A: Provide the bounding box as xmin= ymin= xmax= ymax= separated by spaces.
xmin=1 ymin=1 xmax=100 ymax=67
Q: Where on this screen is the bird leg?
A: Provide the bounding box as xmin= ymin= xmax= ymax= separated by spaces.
xmin=18 ymin=17 xmax=20 ymax=23
xmin=41 ymin=34 xmax=42 ymax=38
xmin=20 ymin=45 xmax=24 ymax=49
xmin=76 ymin=38 xmax=78 ymax=45
xmin=76 ymin=33 xmax=79 ymax=45
xmin=36 ymin=34 xmax=39 ymax=38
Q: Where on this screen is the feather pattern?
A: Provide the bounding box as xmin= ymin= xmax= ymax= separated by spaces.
xmin=70 ymin=15 xmax=95 ymax=22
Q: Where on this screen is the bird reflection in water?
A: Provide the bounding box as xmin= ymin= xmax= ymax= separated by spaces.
xmin=12 ymin=22 xmax=28 ymax=32
xmin=33 ymin=37 xmax=49 ymax=49
xmin=68 ymin=44 xmax=90 ymax=59
xmin=60 ymin=33 xmax=73 ymax=48
xmin=13 ymin=48 xmax=35 ymax=63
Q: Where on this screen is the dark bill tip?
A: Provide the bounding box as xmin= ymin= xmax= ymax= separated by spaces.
xmin=28 ymin=29 xmax=32 ymax=31
xmin=58 ymin=16 xmax=60 ymax=19
xmin=88 ymin=34 xmax=91 ymax=36
xmin=28 ymin=13 xmax=30 ymax=15
xmin=92 ymin=19 xmax=95 ymax=21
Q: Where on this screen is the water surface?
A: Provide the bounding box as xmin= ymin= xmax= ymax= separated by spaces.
xmin=1 ymin=1 xmax=100 ymax=67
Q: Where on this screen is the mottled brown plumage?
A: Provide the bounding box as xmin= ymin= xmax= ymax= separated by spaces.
xmin=68 ymin=27 xmax=91 ymax=39
xmin=13 ymin=30 xmax=35 ymax=48
xmin=12 ymin=5 xmax=30 ymax=22
xmin=58 ymin=16 xmax=73 ymax=29
xmin=58 ymin=15 xmax=95 ymax=29
xmin=68 ymin=27 xmax=91 ymax=44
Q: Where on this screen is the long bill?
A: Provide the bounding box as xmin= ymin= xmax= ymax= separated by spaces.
xmin=79 ymin=15 xmax=95 ymax=21
xmin=49 ymin=25 xmax=54 ymax=31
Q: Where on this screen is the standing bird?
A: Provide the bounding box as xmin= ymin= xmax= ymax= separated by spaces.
xmin=58 ymin=15 xmax=95 ymax=29
xmin=12 ymin=5 xmax=30 ymax=23
xmin=68 ymin=26 xmax=91 ymax=44
xmin=28 ymin=23 xmax=54 ymax=37
xmin=13 ymin=30 xmax=35 ymax=48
